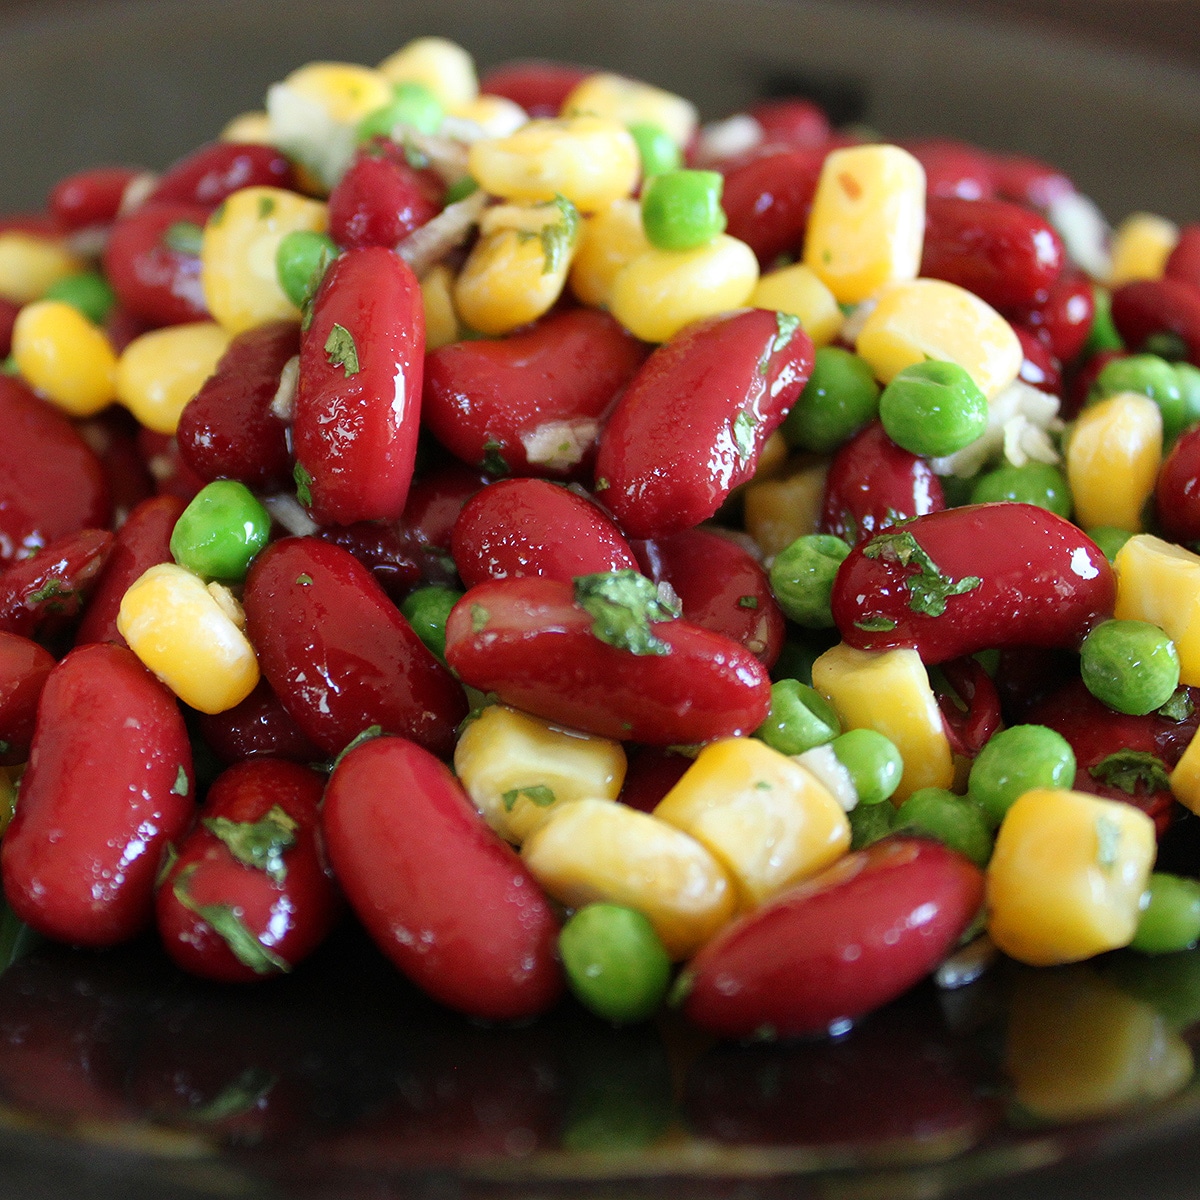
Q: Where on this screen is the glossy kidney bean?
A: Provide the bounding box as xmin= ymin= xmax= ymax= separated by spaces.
xmin=451 ymin=477 xmax=638 ymax=588
xmin=328 ymin=145 xmax=444 ymax=250
xmin=198 ymin=677 xmax=324 ymax=766
xmin=49 ymin=166 xmax=143 ymax=231
xmin=678 ymin=837 xmax=984 ymax=1039
xmin=1156 ymin=424 xmax=1200 ymax=543
xmin=921 ymin=196 xmax=1064 ymax=311
xmin=291 ymin=246 xmax=424 ymax=525
xmin=444 ymin=576 xmax=772 ymax=744
xmin=936 ymin=656 xmax=1002 ymax=758
xmin=102 ymin=201 xmax=210 ymax=327
xmin=313 ymin=520 xmax=427 ymax=603
xmin=423 ymin=308 xmax=647 ymax=481
xmin=243 ymin=537 xmax=466 ymax=759
xmin=900 ymin=138 xmax=996 ymax=201
xmin=819 ymin=420 xmax=944 ymax=544
xmin=1009 ymin=270 xmax=1094 ymax=365
xmin=136 ymin=429 xmax=207 ymax=503
xmin=0 ymin=631 xmax=54 ymax=766
xmin=596 ymin=309 xmax=813 ymax=539
xmin=176 ymin=319 xmax=298 ymax=490
xmin=0 ymin=528 xmax=112 ymax=639
xmin=322 ymin=735 xmax=564 ymax=1020
xmin=1014 ymin=324 xmax=1061 ymax=394
xmin=1 ymin=643 xmax=194 ymax=946
xmin=402 ymin=460 xmax=490 ymax=550
xmin=745 ymin=98 xmax=831 ymax=148
xmin=831 ymin=503 xmax=1115 ymax=665
xmin=989 ymin=152 xmax=1074 ymax=209
xmin=634 ymin=527 xmax=784 ymax=666
xmin=1111 ymin=277 xmax=1200 ymax=366
xmin=480 ymin=60 xmax=592 ymax=117
xmin=0 ymin=377 xmax=110 ymax=568
xmin=81 ymin=410 xmax=156 ymax=522
xmin=144 ymin=142 xmax=296 ymax=209
xmin=1165 ymin=224 xmax=1200 ymax=292
xmin=156 ymin=758 xmax=337 ymax=983
xmin=617 ymin=745 xmax=694 ymax=813
xmin=719 ymin=147 xmax=825 ymax=266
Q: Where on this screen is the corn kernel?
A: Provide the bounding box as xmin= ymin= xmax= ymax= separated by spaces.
xmin=377 ymin=37 xmax=478 ymax=111
xmin=11 ymin=300 xmax=117 ymax=417
xmin=201 ymin=186 xmax=328 ymax=335
xmin=115 ymin=322 xmax=231 ymax=435
xmin=802 ymin=144 xmax=925 ymax=305
xmin=1171 ymin=728 xmax=1200 ymax=814
xmin=1108 ymin=212 xmax=1179 ymax=286
xmin=609 ymin=235 xmax=759 ymax=343
xmin=1066 ymin=392 xmax=1162 ymax=531
xmin=220 ymin=111 xmax=273 ymax=144
xmin=454 ymin=704 xmax=626 ymax=844
xmin=986 ymin=787 xmax=1155 ymax=967
xmin=561 ymin=72 xmax=698 ymax=149
xmin=654 ymin=737 xmax=850 ymax=909
xmin=811 ymin=643 xmax=953 ymax=800
xmin=569 ymin=198 xmax=649 ymax=308
xmin=1113 ymin=534 xmax=1200 ymax=686
xmin=750 ymin=263 xmax=844 ymax=348
xmin=855 ymin=278 xmax=1023 ymax=400
xmin=522 ymin=797 xmax=736 ymax=960
xmin=118 ymin=563 xmax=259 ymax=714
xmin=420 ymin=262 xmax=462 ymax=351
xmin=0 ymin=233 xmax=83 ymax=305
xmin=452 ymin=94 xmax=527 ymax=137
xmin=742 ymin=460 xmax=828 ymax=556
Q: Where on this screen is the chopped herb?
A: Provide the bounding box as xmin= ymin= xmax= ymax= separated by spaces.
xmin=26 ymin=577 xmax=68 ymax=605
xmin=331 ymin=725 xmax=383 ymax=773
xmin=854 ymin=615 xmax=898 ymax=632
xmin=737 ymin=595 xmax=759 ymax=610
xmin=300 ymin=300 xmax=314 ymax=333
xmin=444 ymin=176 xmax=479 ymax=205
xmin=470 ymin=604 xmax=490 ymax=633
xmin=1095 ymin=813 xmax=1122 ymax=869
xmin=862 ymin=529 xmax=982 ymax=618
xmin=772 ymin=311 xmax=802 ymax=354
xmin=172 ymin=867 xmax=290 ymax=975
xmin=324 ymin=323 xmax=360 ymax=376
xmin=203 ymin=805 xmax=299 ymax=884
xmin=480 ymin=437 xmax=509 ymax=477
xmin=190 ymin=1067 xmax=277 ymax=1123
xmin=754 ymin=779 xmax=772 ymax=791
xmin=402 ymin=138 xmax=431 ymax=170
xmin=1159 ymin=688 xmax=1195 ymax=722
xmin=536 ymin=194 xmax=580 ymax=275
xmin=171 ymin=765 xmax=189 ymax=797
xmin=732 ymin=411 xmax=758 ymax=465
xmin=156 ymin=842 xmax=178 ymax=888
xmin=257 ymin=194 xmax=276 ymax=220
xmin=162 ymin=220 xmax=204 ymax=256
xmin=501 ymin=784 xmax=557 ymax=812
xmin=1090 ymin=749 xmax=1171 ymax=796
xmin=296 ymin=573 xmax=313 ymax=586
xmin=594 ymin=477 xmax=610 ymax=492
xmin=293 ymin=460 xmax=314 ymax=507
xmin=573 ymin=569 xmax=681 ymax=656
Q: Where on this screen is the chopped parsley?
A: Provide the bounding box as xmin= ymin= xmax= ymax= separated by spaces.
xmin=172 ymin=867 xmax=290 ymax=975
xmin=772 ymin=311 xmax=801 ymax=354
xmin=293 ymin=460 xmax=314 ymax=508
xmin=732 ymin=410 xmax=758 ymax=465
xmin=296 ymin=573 xmax=313 ymax=586
xmin=573 ymin=570 xmax=681 ymax=656
xmin=257 ymin=194 xmax=276 ymax=220
xmin=27 ymin=577 xmax=69 ymax=605
xmin=862 ymin=528 xmax=982 ymax=618
xmin=189 ymin=1067 xmax=277 ymax=1123
xmin=480 ymin=437 xmax=509 ymax=477
xmin=331 ymin=725 xmax=383 ymax=773
xmin=162 ymin=220 xmax=204 ymax=256
xmin=1089 ymin=749 xmax=1171 ymax=796
xmin=501 ymin=784 xmax=556 ymax=812
xmin=536 ymin=193 xmax=579 ymax=275
xmin=470 ymin=604 xmax=490 ymax=633
xmin=1095 ymin=813 xmax=1122 ymax=869
xmin=737 ymin=595 xmax=759 ymax=610
xmin=324 ymin=323 xmax=360 ymax=376
xmin=854 ymin=615 xmax=898 ymax=632
xmin=171 ymin=765 xmax=189 ymax=797
xmin=203 ymin=805 xmax=299 ymax=885
xmin=1159 ymin=688 xmax=1195 ymax=722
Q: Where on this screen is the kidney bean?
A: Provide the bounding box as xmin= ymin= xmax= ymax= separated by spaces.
xmin=1063 ymin=347 xmax=1123 ymax=421
xmin=819 ymin=420 xmax=944 ymax=544
xmin=144 ymin=142 xmax=296 ymax=209
xmin=328 ymin=145 xmax=444 ymax=250
xmin=49 ymin=166 xmax=144 ymax=231
xmin=0 ymin=528 xmax=113 ymax=639
xmin=197 ymin=677 xmax=324 ymax=766
xmin=0 ymin=631 xmax=54 ymax=766
xmin=921 ymin=196 xmax=1064 ymax=311
xmin=0 ymin=297 xmax=17 ymax=358
xmin=322 ymin=735 xmax=564 ymax=1021
xmin=1156 ymin=424 xmax=1200 ymax=543
xmin=156 ymin=758 xmax=337 ymax=983
xmin=80 ymin=410 xmax=156 ymax=522
xmin=176 ymin=319 xmax=298 ymax=491
xmin=831 ymin=503 xmax=1115 ymax=665
xmin=720 ymin=147 xmax=825 ymax=266
xmin=937 ymin=656 xmax=1002 ymax=758
xmin=136 ymin=429 xmax=207 ymax=503
xmin=618 ymin=745 xmax=695 ymax=813
xmin=900 ymin=138 xmax=996 ymax=201
xmin=313 ymin=520 xmax=426 ymax=603
xmin=745 ymin=98 xmax=831 ymax=148
xmin=423 ymin=308 xmax=647 ymax=481
xmin=1008 ymin=270 xmax=1095 ymax=365
xmin=0 ymin=376 xmax=111 ymax=569
xmin=243 ymin=537 xmax=466 ymax=759
xmin=1014 ymin=324 xmax=1062 ymax=395
xmin=678 ymin=837 xmax=984 ymax=1039
xmin=102 ymin=201 xmax=210 ymax=327
xmin=402 ymin=460 xmax=490 ymax=550
xmin=989 ymin=153 xmax=1075 ymax=209
xmin=480 ymin=60 xmax=592 ymax=117
xmin=444 ymin=576 xmax=771 ymax=744
xmin=1111 ymin=277 xmax=1200 ymax=366
xmin=596 ymin=309 xmax=813 ymax=539
xmin=104 ymin=302 xmax=153 ymax=353
xmin=291 ymin=246 xmax=424 ymax=526
xmin=1165 ymin=224 xmax=1200 ymax=292
xmin=1 ymin=643 xmax=194 ymax=946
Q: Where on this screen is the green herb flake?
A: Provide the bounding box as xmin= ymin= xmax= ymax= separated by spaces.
xmin=772 ymin=311 xmax=802 ymax=354
xmin=257 ymin=194 xmax=276 ymax=220
xmin=1159 ymin=688 xmax=1195 ymax=722
xmin=862 ymin=529 xmax=982 ymax=618
xmin=536 ymin=194 xmax=580 ymax=275
xmin=331 ymin=725 xmax=383 ymax=773
xmin=754 ymin=779 xmax=772 ymax=791
xmin=203 ymin=804 xmax=299 ymax=885
xmin=296 ymin=573 xmax=313 ymax=586
xmin=26 ymin=577 xmax=69 ymax=605
xmin=171 ymin=765 xmax=190 ymax=797
xmin=189 ymin=1067 xmax=277 ymax=1123
xmin=293 ymin=460 xmax=314 ymax=507
xmin=162 ymin=220 xmax=204 ymax=256
xmin=501 ymin=784 xmax=557 ymax=812
xmin=1095 ymin=813 xmax=1122 ymax=869
xmin=1089 ymin=749 xmax=1172 ymax=796
xmin=854 ymin=615 xmax=898 ymax=632
xmin=594 ymin=477 xmax=610 ymax=492
xmin=573 ymin=569 xmax=681 ymax=656
xmin=402 ymin=138 xmax=431 ymax=171
xmin=324 ymin=322 xmax=360 ymax=377
xmin=172 ymin=867 xmax=291 ymax=975
xmin=470 ymin=604 xmax=490 ymax=633
xmin=737 ymin=595 xmax=759 ymax=610
xmin=156 ymin=842 xmax=178 ymax=888
xmin=480 ymin=437 xmax=509 ymax=477
xmin=732 ymin=411 xmax=758 ymax=465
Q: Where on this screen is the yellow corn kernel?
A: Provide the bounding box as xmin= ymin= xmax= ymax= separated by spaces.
xmin=118 ymin=563 xmax=259 ymax=715
xmin=11 ymin=300 xmax=117 ymax=417
xmin=454 ymin=704 xmax=626 ymax=844
xmin=522 ymin=797 xmax=735 ymax=959
xmin=220 ymin=111 xmax=272 ymax=144
xmin=855 ymin=278 xmax=1023 ymax=400
xmin=609 ymin=235 xmax=759 ymax=344
xmin=1170 ymin=730 xmax=1200 ymax=814
xmin=115 ymin=322 xmax=231 ymax=435
xmin=468 ymin=116 xmax=639 ymax=213
xmin=802 ymin=144 xmax=925 ymax=305
xmin=654 ymin=737 xmax=850 ymax=909
xmin=752 ymin=430 xmax=789 ymax=481
xmin=0 ymin=233 xmax=83 ymax=305
xmin=279 ymin=61 xmax=392 ymax=124
xmin=986 ymin=787 xmax=1156 ymax=967
xmin=1108 ymin=212 xmax=1179 ymax=286
xmin=811 ymin=643 xmax=953 ymax=801
xmin=561 ymin=72 xmax=698 ymax=149
xmin=1066 ymin=393 xmax=1162 ymax=531
xmin=377 ymin=37 xmax=478 ymax=110
xmin=742 ymin=460 xmax=828 ymax=557
xmin=750 ymin=263 xmax=844 ymax=348
xmin=201 ymin=187 xmax=328 ymax=335
xmin=569 ymin=198 xmax=649 ymax=308
xmin=1113 ymin=534 xmax=1200 ymax=686
xmin=452 ymin=94 xmax=527 ymax=138
xmin=420 ymin=263 xmax=462 ymax=351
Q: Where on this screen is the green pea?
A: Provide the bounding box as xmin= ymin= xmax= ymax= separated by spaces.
xmin=768 ymin=534 xmax=850 ymax=627
xmin=780 ymin=346 xmax=880 ymax=453
xmin=967 ymin=724 xmax=1076 ymax=827
xmin=169 ymin=480 xmax=271 ymax=582
xmin=400 ymin=585 xmax=463 ymax=662
xmin=1094 ymin=353 xmax=1186 ymax=440
xmin=878 ymin=360 xmax=988 ymax=457
xmin=356 ymin=81 xmax=444 ymax=141
xmin=848 ymin=797 xmax=895 ymax=850
xmin=1175 ymin=362 xmax=1200 ymax=428
xmin=640 ymin=169 xmax=726 ymax=251
xmin=1131 ymin=874 xmax=1200 ymax=955
xmin=895 ymin=788 xmax=993 ymax=867
xmin=830 ymin=728 xmax=902 ymax=806
xmin=937 ymin=472 xmax=975 ymax=508
xmin=276 ymin=229 xmax=339 ymax=309
xmin=1087 ymin=525 xmax=1134 ymax=563
xmin=1083 ymin=285 xmax=1124 ymax=356
xmin=627 ymin=121 xmax=680 ymax=179
xmin=43 ymin=270 xmax=116 ymax=325
xmin=755 ymin=678 xmax=840 ymax=756
xmin=1080 ymin=619 xmax=1181 ymax=716
xmin=558 ymin=904 xmax=672 ymax=1024
xmin=968 ymin=461 xmax=1072 ymax=518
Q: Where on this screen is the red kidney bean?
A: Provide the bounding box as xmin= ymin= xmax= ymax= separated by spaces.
xmin=136 ymin=429 xmax=207 ymax=502
xmin=831 ymin=503 xmax=1115 ymax=665
xmin=451 ymin=477 xmax=638 ymax=588
xmin=1009 ymin=270 xmax=1095 ymax=365
xmin=322 ymin=735 xmax=564 ymax=1021
xmin=596 ymin=309 xmax=813 ymax=538
xmin=313 ymin=520 xmax=426 ymax=603
xmin=990 ymin=153 xmax=1075 ymax=209
xmin=74 ymin=493 xmax=185 ymax=647
xmin=291 ymin=246 xmax=424 ymax=525
xmin=49 ymin=166 xmax=143 ymax=231
xmin=900 ymin=138 xmax=996 ymax=201
xmin=1157 ymin=423 xmax=1200 ymax=543
xmin=104 ymin=303 xmax=153 ymax=353
xmin=1063 ymin=347 xmax=1123 ymax=421
xmin=156 ymin=758 xmax=337 ymax=983
xmin=634 ymin=527 xmax=784 ymax=666
xmin=328 ymin=144 xmax=444 ymax=250
xmin=1 ymin=643 xmax=194 ymax=946
xmin=480 ymin=60 xmax=592 ymax=116
xmin=745 ymin=98 xmax=831 ymax=148
xmin=402 ymin=460 xmax=490 ymax=550
xmin=0 ymin=631 xmax=54 ymax=765
xmin=198 ymin=677 xmax=324 ymax=767
xmin=679 ymin=837 xmax=984 ymax=1039
xmin=1111 ymin=277 xmax=1200 ymax=366
xmin=936 ymin=656 xmax=1002 ymax=758
xmin=720 ymin=147 xmax=825 ymax=266
xmin=0 ymin=297 xmax=17 ymax=358
xmin=103 ymin=201 xmax=210 ymax=327
xmin=1014 ymin=324 xmax=1061 ymax=395
xmin=0 ymin=528 xmax=112 ymax=639
xmin=993 ymin=645 xmax=1079 ymax=726
xmin=819 ymin=420 xmax=944 ymax=544
xmin=444 ymin=576 xmax=772 ymax=744
xmin=423 ymin=307 xmax=647 ymax=481
xmin=1165 ymin=224 xmax=1200 ymax=292
xmin=176 ymin=318 xmax=298 ymax=490
xmin=0 ymin=376 xmax=111 ymax=569
xmin=80 ymin=410 xmax=156 ymax=522
xmin=921 ymin=196 xmax=1064 ymax=311
xmin=618 ymin=745 xmax=694 ymax=813
xmin=243 ymin=537 xmax=466 ymax=759
xmin=145 ymin=142 xmax=296 ymax=209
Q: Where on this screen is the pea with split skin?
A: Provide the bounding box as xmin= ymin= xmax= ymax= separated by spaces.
xmin=754 ymin=678 xmax=841 ymax=756
xmin=627 ymin=121 xmax=680 ymax=179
